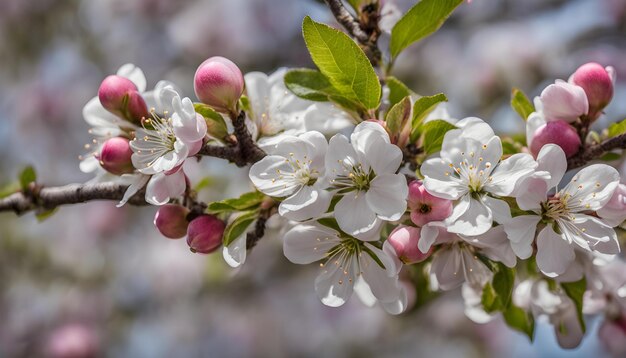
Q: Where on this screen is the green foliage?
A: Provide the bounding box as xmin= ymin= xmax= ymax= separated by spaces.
xmin=194 ymin=103 xmax=229 ymax=141
xmin=561 ymin=277 xmax=587 ymax=333
xmin=600 ymin=152 xmax=622 ymax=161
xmin=410 ymin=93 xmax=448 ymax=142
xmin=207 ymin=191 xmax=266 ymax=214
xmin=511 ymin=88 xmax=535 ymax=121
xmin=0 ymin=181 xmax=20 ymax=199
xmin=386 ymin=76 xmax=412 ymax=109
xmin=19 ymin=166 xmax=36 ymax=190
xmin=608 ymin=118 xmax=626 ymax=138
xmin=36 ymin=208 xmax=58 ymax=222
xmin=390 ymin=0 xmax=463 ymax=58
xmin=223 ymin=210 xmax=257 ymax=246
xmin=302 ymin=16 xmax=381 ymax=110
xmin=385 ymin=96 xmax=411 ymax=135
xmin=284 ymin=68 xmax=339 ymax=101
xmin=503 ymin=304 xmax=535 ymax=341
xmin=420 ymin=120 xmax=457 ymax=155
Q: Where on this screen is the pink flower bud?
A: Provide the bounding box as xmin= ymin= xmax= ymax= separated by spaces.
xmin=539 ymin=80 xmax=588 ymax=123
xmin=45 ymin=324 xmax=99 ymax=358
xmin=408 ymin=180 xmax=453 ymax=226
xmin=530 ymin=120 xmax=581 ymax=158
xmin=98 ymin=75 xmax=148 ymax=123
xmin=154 ymin=204 xmax=189 ymax=239
xmin=571 ymin=62 xmax=614 ymax=119
xmin=97 ymin=137 xmax=134 ymax=175
xmin=194 ymin=56 xmax=244 ymax=113
xmin=387 ymin=225 xmax=432 ymax=264
xmin=186 ymin=214 xmax=226 ymax=254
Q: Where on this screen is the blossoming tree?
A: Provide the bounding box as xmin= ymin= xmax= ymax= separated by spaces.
xmin=2 ymin=0 xmax=626 ymax=350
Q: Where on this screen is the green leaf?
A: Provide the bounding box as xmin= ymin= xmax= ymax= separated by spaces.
xmin=194 ymin=103 xmax=229 ymax=141
xmin=561 ymin=277 xmax=587 ymax=333
xmin=284 ymin=68 xmax=339 ymax=101
xmin=390 ymin=0 xmax=463 ymax=58
xmin=19 ymin=166 xmax=36 ymax=190
xmin=511 ymin=88 xmax=535 ymax=121
xmin=0 ymin=181 xmax=20 ymax=199
xmin=481 ymin=262 xmax=515 ymax=313
xmin=503 ymin=304 xmax=535 ymax=341
xmin=193 ymin=177 xmax=215 ymax=192
xmin=386 ymin=76 xmax=412 ymax=109
xmin=410 ymin=93 xmax=448 ymax=142
xmin=223 ymin=210 xmax=257 ymax=246
xmin=600 ymin=152 xmax=622 ymax=161
xmin=421 ymin=120 xmax=457 ymax=155
xmin=36 ymin=208 xmax=58 ymax=222
xmin=302 ymin=16 xmax=381 ymax=109
xmin=608 ymin=119 xmax=626 ymax=138
xmin=385 ymin=96 xmax=411 ymax=135
xmin=207 ymin=191 xmax=266 ymax=214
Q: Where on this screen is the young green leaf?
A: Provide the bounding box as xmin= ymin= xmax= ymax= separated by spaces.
xmin=194 ymin=103 xmax=229 ymax=141
xmin=511 ymin=88 xmax=535 ymax=121
xmin=207 ymin=191 xmax=266 ymax=214
xmin=36 ymin=208 xmax=59 ymax=222
xmin=410 ymin=93 xmax=448 ymax=142
xmin=385 ymin=96 xmax=411 ymax=135
xmin=284 ymin=68 xmax=338 ymax=101
xmin=561 ymin=277 xmax=587 ymax=333
xmin=390 ymin=0 xmax=463 ymax=58
xmin=19 ymin=166 xmax=36 ymax=190
xmin=386 ymin=76 xmax=412 ymax=109
xmin=420 ymin=120 xmax=456 ymax=155
xmin=302 ymin=16 xmax=381 ymax=109
xmin=481 ymin=262 xmax=515 ymax=313
xmin=607 ymin=118 xmax=626 ymax=138
xmin=0 ymin=181 xmax=20 ymax=199
xmin=223 ymin=210 xmax=257 ymax=246
xmin=503 ymin=304 xmax=535 ymax=341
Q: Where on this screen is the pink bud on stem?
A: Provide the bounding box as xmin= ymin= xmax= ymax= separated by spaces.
xmin=186 ymin=214 xmax=226 ymax=254
xmin=98 ymin=75 xmax=148 ymax=123
xmin=154 ymin=204 xmax=190 ymax=239
xmin=571 ymin=62 xmax=614 ymax=120
xmin=530 ymin=120 xmax=581 ymax=158
xmin=387 ymin=225 xmax=432 ymax=264
xmin=97 ymin=137 xmax=134 ymax=175
xmin=194 ymin=56 xmax=244 ymax=114
xmin=408 ymin=180 xmax=453 ymax=226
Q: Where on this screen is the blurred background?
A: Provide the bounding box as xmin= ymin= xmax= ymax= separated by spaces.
xmin=0 ymin=0 xmax=625 ymax=356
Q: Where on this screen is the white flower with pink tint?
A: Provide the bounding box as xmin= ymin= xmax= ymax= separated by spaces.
xmin=539 ymin=80 xmax=588 ymax=123
xmin=597 ymin=183 xmax=626 ymax=227
xmin=407 ymin=180 xmax=452 ymax=227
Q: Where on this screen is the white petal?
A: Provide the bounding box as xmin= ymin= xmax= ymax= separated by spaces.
xmin=454 ymin=117 xmax=496 ymax=143
xmin=248 ymin=155 xmax=301 ymax=197
xmin=223 ymin=234 xmax=247 ymax=268
xmin=244 ymin=72 xmax=271 ymax=122
xmin=361 ymin=135 xmax=403 ymax=175
xmin=351 ymin=121 xmax=390 ymax=150
xmin=554 ymin=302 xmax=584 ymax=349
xmin=335 ymin=192 xmax=380 ymax=238
xmin=460 ymin=248 xmax=493 ymax=289
xmin=445 ymin=195 xmax=493 ymax=236
xmin=315 ymin=255 xmax=356 ymax=307
xmin=173 ymin=101 xmax=207 ymax=142
xmin=365 ymin=173 xmax=408 ymax=221
xmin=117 ymin=174 xmax=150 ymax=207
xmin=421 ymin=158 xmax=468 ymax=200
xmin=380 ymin=286 xmax=408 ymax=315
xmin=485 ymin=153 xmax=537 ymax=196
xmin=117 ymin=63 xmax=147 ymax=92
xmin=325 ymin=134 xmax=360 ymax=180
xmin=283 ymin=224 xmax=341 ymax=264
xmin=561 ymin=164 xmax=620 ymax=211
xmin=418 ymin=222 xmax=444 ymax=253
xmin=462 ymin=283 xmax=495 ymax=324
xmin=303 ymin=103 xmax=355 ymax=135
xmin=566 ymin=215 xmax=620 ymax=255
xmin=536 ymin=226 xmax=575 ymax=277
xmin=278 ymin=185 xmax=331 ymax=221
xmin=536 ymin=144 xmax=567 ymax=190
xmin=145 ymin=169 xmax=186 ymax=206
xmin=515 ymin=176 xmax=548 ymax=211
xmin=353 ymin=276 xmax=377 ymax=307
xmin=483 ymin=196 xmax=512 ymax=225
xmin=503 ymin=215 xmax=541 ymax=259
xmin=463 ymin=226 xmax=516 ymax=268
xmin=526 ymin=112 xmax=546 ymax=150
xmin=299 ymin=131 xmax=328 ymax=169
xmin=430 ymin=247 xmax=464 ymax=291
xmin=361 ymin=244 xmax=403 ymax=303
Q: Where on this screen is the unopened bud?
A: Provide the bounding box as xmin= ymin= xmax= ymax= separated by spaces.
xmin=98 ymin=75 xmax=148 ymax=123
xmin=539 ymin=81 xmax=588 ymax=123
xmin=530 ymin=120 xmax=581 ymax=158
xmin=387 ymin=225 xmax=432 ymax=264
xmin=571 ymin=63 xmax=614 ymax=119
xmin=97 ymin=137 xmax=134 ymax=175
xmin=194 ymin=56 xmax=244 ymax=113
xmin=186 ymin=214 xmax=225 ymax=254
xmin=408 ymin=180 xmax=453 ymax=226
xmin=154 ymin=204 xmax=189 ymax=239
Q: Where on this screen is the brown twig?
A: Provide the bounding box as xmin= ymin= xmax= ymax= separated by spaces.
xmin=324 ymin=0 xmax=382 ymax=66
xmin=567 ymin=133 xmax=626 ymax=170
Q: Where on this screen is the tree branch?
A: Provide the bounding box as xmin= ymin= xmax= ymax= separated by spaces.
xmin=0 ymin=182 xmax=147 ymax=215
xmin=324 ymin=0 xmax=382 ymax=66
xmin=567 ymin=133 xmax=626 ymax=170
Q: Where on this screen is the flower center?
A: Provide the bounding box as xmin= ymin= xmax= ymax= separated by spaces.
xmin=419 ymin=204 xmax=431 ymax=214
xmin=331 ymin=163 xmax=374 ymax=192
xmin=542 ymin=195 xmax=573 ymax=222
xmin=278 ymin=152 xmax=318 ymax=186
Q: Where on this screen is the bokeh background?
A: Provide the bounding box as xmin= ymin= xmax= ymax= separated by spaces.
xmin=1 ymin=0 xmax=625 ymax=357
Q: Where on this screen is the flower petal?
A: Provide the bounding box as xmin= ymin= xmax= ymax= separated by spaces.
xmin=430 ymin=246 xmax=465 ymax=291
xmin=145 ymin=169 xmax=186 ymax=205
xmin=536 ymin=144 xmax=567 ymax=190
xmin=536 ymin=226 xmax=575 ymax=277
xmin=315 ymin=255 xmax=356 ymax=307
xmin=561 ymin=164 xmax=620 ymax=211
xmin=335 ymin=192 xmax=380 ymax=238
xmin=361 ymin=135 xmax=403 ymax=175
xmin=283 ymin=224 xmax=341 ymax=264
xmin=248 ymin=155 xmax=300 ymax=197
xmin=503 ymin=215 xmax=541 ymax=259
xmin=485 ymin=153 xmax=537 ymax=196
xmin=365 ymin=173 xmax=408 ymax=221
xmin=361 ymin=244 xmax=403 ymax=303
xmin=515 ymin=176 xmax=548 ymax=211
xmin=117 ymin=174 xmax=150 ymax=207
xmin=445 ymin=195 xmax=493 ymax=236
xmin=117 ymin=63 xmax=147 ymax=92
xmin=325 ymin=134 xmax=360 ymax=180
xmin=567 ymin=215 xmax=620 ymax=255
xmin=223 ymin=234 xmax=247 ymax=268
xmin=421 ymin=158 xmax=468 ymax=200
xmin=278 ymin=185 xmax=331 ymax=221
